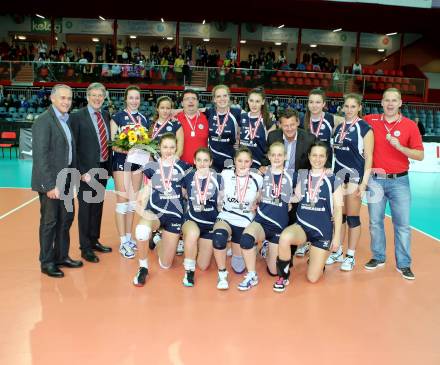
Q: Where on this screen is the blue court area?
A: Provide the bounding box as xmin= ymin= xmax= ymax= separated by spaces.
xmin=1 ymin=159 xmax=439 ymax=240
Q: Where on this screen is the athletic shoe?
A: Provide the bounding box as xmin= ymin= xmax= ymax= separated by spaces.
xmin=237 ymin=272 xmax=259 ymax=291
xmin=326 ymin=246 xmax=344 ymax=265
xmin=273 ymin=276 xmax=289 ymax=292
xmin=149 ymin=231 xmax=161 ymax=250
xmin=260 ymin=240 xmax=269 ymax=258
xmin=176 ymin=239 xmax=184 ymax=256
xmin=295 ymin=242 xmax=310 ymax=257
xmin=128 ymin=239 xmax=138 ymax=251
xmin=364 ymin=259 xmax=385 ymax=270
xmin=226 ymin=247 xmax=233 ymax=257
xmin=183 ymin=270 xmax=195 ymax=287
xmin=217 ymin=270 xmax=229 ymax=290
xmin=119 ymin=242 xmax=135 ymax=259
xmin=340 ymin=255 xmax=355 ymax=271
xmin=396 ymin=267 xmax=415 ymax=280
xmin=133 ymin=267 xmax=148 ymax=287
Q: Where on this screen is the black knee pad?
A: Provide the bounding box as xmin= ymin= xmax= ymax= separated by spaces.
xmin=240 ymin=233 xmax=256 ymax=250
xmin=342 ymin=214 xmax=347 ymax=224
xmin=212 ymin=229 xmax=228 ymax=250
xmin=346 ymin=215 xmax=360 ymax=228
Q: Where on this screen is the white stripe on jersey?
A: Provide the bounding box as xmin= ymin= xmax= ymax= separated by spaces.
xmin=149 ymin=195 xmax=182 ymax=219
xmin=297 ymin=215 xmax=324 ymax=237
xmin=323 ymin=176 xmax=334 ymax=216
xmin=210 ymin=145 xmax=232 ymax=159
xmin=256 ymin=207 xmax=283 ymax=230
xmin=228 ymin=111 xmax=239 ymax=137
xmin=355 ymin=123 xmax=364 ymax=156
xmin=188 ymin=209 xmax=214 ymax=225
xmin=335 ymin=157 xmax=355 ymax=173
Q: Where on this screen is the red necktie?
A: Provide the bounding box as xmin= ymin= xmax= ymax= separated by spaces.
xmin=95 ymin=111 xmax=109 ymax=161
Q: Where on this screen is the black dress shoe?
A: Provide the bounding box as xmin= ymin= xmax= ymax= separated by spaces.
xmin=41 ymin=264 xmax=64 ymax=278
xmin=57 ymin=257 xmax=84 ymax=268
xmin=92 ymin=241 xmax=112 ymax=253
xmin=81 ymin=250 xmax=100 ymax=263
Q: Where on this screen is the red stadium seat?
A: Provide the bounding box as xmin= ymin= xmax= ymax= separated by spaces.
xmin=304 ymin=78 xmax=312 ymax=86
xmin=312 ymin=79 xmax=320 ymax=87
xmin=321 ymin=79 xmax=329 ymax=88
xmin=401 ymin=84 xmax=409 ymax=92
xmin=409 ymin=85 xmax=417 ymax=92
xmin=296 ymin=78 xmax=304 ymax=85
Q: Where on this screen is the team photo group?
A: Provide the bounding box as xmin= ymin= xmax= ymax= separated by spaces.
xmin=31 ymin=81 xmax=424 ymax=292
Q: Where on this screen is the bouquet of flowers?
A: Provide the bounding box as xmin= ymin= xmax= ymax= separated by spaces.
xmin=111 ymin=124 xmax=158 ymax=154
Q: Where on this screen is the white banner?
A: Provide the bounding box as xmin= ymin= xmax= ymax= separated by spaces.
xmin=262 ymin=27 xmax=297 ymax=43
xmin=63 ymin=18 xmax=114 ymax=34
xmin=180 ymin=22 xmax=210 ymax=38
xmin=409 ymin=142 xmax=440 ymax=173
xmin=118 ymin=20 xmax=176 ymax=37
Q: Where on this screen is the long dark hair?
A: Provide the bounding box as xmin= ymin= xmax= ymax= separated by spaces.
xmin=246 ymin=87 xmax=271 ymax=129
xmin=304 ymin=88 xmax=326 ymax=132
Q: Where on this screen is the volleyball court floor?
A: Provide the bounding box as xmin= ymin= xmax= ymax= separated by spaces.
xmin=0 ymin=160 xmax=439 ymax=365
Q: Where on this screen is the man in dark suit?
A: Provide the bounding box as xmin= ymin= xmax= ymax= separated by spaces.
xmin=70 ymin=83 xmax=112 ymax=263
xmin=263 ymin=108 xmax=317 ymax=257
xmin=32 ymin=84 xmax=83 ymax=278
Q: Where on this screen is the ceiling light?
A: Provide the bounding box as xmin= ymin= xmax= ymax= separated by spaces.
xmin=99 ymin=16 xmax=106 ymax=21
xmin=240 ymin=40 xmax=246 ymax=44
xmin=202 ymin=20 xmax=206 ymax=24
xmin=18 ymin=35 xmax=27 ymax=40
xmin=36 ymin=14 xmax=45 ymax=19
xmin=92 ymin=38 xmax=99 ymax=42
xmin=310 ymin=44 xmax=317 ymax=48
xmin=333 ymin=28 xmax=342 ymax=32
xmin=278 ymin=24 xmax=285 ymax=29
xmin=275 ymin=42 xmax=282 ymax=46
xmin=161 ymin=18 xmax=164 ymax=22
xmin=130 ymin=35 xmax=137 ymax=39
xmin=166 ymin=37 xmax=173 ymax=40
xmin=378 ymin=48 xmax=385 ymax=52
xmin=386 ymin=32 xmax=398 ymax=36
xmin=203 ymin=38 xmax=210 ymax=42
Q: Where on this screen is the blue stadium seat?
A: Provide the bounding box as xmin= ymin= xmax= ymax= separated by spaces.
xmin=27 ymin=107 xmax=36 ymax=113
xmin=8 ymin=107 xmax=17 ymax=113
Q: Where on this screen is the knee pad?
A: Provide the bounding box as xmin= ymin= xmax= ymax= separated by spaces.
xmin=346 ymin=215 xmax=361 ymax=228
xmin=240 ymin=233 xmax=256 ymax=250
xmin=128 ymin=200 xmax=137 ymax=213
xmin=212 ymin=229 xmax=228 ymax=250
xmin=342 ymin=214 xmax=347 ymax=224
xmin=135 ymin=225 xmax=151 ymax=242
xmin=115 ymin=202 xmax=129 ymax=214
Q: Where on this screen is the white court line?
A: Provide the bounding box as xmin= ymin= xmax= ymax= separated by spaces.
xmin=384 ymin=213 xmax=440 ymax=243
xmin=0 ymin=196 xmax=39 ymax=220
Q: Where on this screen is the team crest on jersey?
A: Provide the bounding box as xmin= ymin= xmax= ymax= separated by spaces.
xmin=350 ymin=127 xmax=355 ymax=132
xmin=124 ymin=116 xmax=129 ymax=120
xmin=166 ymin=126 xmax=172 ymax=131
xmin=394 ymin=131 xmax=401 ymax=137
xmin=282 ymin=178 xmax=287 ymax=184
xmin=198 ymin=124 xmax=204 ymax=129
xmin=321 ymin=125 xmax=326 ymax=130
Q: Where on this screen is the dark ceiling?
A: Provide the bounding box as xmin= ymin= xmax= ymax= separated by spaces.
xmin=3 ymin=0 xmax=440 ymax=36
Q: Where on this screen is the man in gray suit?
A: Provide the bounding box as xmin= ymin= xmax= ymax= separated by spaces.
xmin=32 ymin=84 xmax=83 ymax=278
xmin=70 ymin=83 xmax=112 ymax=263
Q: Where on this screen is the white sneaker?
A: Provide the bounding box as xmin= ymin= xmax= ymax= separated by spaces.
xmin=260 ymin=240 xmax=269 ymax=258
xmin=326 ymin=246 xmax=344 ymax=265
xmin=295 ymin=242 xmax=310 ymax=257
xmin=237 ymin=272 xmax=259 ymax=291
xmin=340 ymin=256 xmax=355 ymax=271
xmin=128 ymin=239 xmax=137 ymax=251
xmin=176 ymin=240 xmax=184 ymax=256
xmin=217 ymin=270 xmax=229 ymax=290
xmin=153 ymin=232 xmax=162 ymax=245
xmin=119 ymin=242 xmax=135 ymax=259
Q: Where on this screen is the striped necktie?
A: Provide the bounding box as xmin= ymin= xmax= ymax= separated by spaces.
xmin=95 ymin=111 xmax=109 ymax=161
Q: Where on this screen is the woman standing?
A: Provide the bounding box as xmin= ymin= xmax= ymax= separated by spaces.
xmin=111 ymin=86 xmax=151 ymax=259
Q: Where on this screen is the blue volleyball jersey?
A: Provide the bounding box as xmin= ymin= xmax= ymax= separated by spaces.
xmin=206 ymin=107 xmax=240 ymax=170
xmin=255 ymin=169 xmax=296 ymax=232
xmin=309 ymin=112 xmax=334 ymax=145
xmin=296 ymin=171 xmax=336 ymax=242
xmin=112 ymin=110 xmax=151 ymax=130
xmin=333 ymin=119 xmax=371 ymax=181
xmin=143 ymin=159 xmax=190 ymax=219
xmin=239 ymin=112 xmax=273 ymax=169
xmin=183 ymin=169 xmax=222 ymax=226
xmin=151 ymin=119 xmax=181 ymax=142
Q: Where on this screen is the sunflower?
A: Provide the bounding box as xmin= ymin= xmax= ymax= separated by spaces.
xmin=119 ymin=132 xmax=127 ymax=140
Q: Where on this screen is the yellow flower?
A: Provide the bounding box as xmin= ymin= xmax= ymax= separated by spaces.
xmin=128 ymin=131 xmax=136 ymax=138
xmin=129 ymin=135 xmax=138 ymax=144
xmin=119 ymin=132 xmax=127 ymax=140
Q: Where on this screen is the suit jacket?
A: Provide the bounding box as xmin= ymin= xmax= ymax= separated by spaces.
xmin=31 ymin=106 xmax=76 ymax=193
xmin=263 ymin=128 xmax=317 ymax=171
xmin=69 ymin=106 xmax=112 ymax=176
